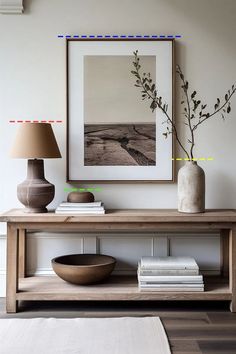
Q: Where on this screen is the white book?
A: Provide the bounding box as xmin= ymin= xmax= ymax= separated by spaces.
xmin=140 ymin=257 xmax=199 ymax=270
xmin=138 ymin=275 xmax=203 ymax=283
xmin=55 ymin=210 xmax=105 ymax=215
xmin=139 ymin=287 xmax=204 ymax=292
xmin=56 ymin=207 xmax=104 ymax=212
xmin=138 ymin=268 xmax=199 ymax=276
xmin=139 ymin=283 xmax=204 ymax=288
xmin=59 ymin=202 xmax=103 ymax=208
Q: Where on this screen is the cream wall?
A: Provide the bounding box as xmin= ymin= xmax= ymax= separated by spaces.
xmin=0 ymin=0 xmax=236 ymax=296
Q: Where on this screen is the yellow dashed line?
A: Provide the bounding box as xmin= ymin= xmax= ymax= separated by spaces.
xmin=172 ymin=157 xmax=214 ymax=161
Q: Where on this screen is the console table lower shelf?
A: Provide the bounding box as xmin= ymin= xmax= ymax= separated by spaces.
xmin=17 ymin=275 xmax=231 ymax=301
xmin=1 ymin=209 xmax=236 ymax=312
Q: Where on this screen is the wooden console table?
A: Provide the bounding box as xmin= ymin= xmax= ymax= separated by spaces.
xmin=1 ymin=209 xmax=236 ymax=313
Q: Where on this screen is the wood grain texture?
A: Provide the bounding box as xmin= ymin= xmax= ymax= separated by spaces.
xmin=1 ymin=209 xmax=236 ymax=223
xmin=2 ymin=208 xmax=236 ymax=313
xmin=16 ymin=275 xmax=231 ymax=301
xmin=18 ymin=229 xmax=26 ymax=278
xmin=6 ymin=225 xmax=18 ymax=313
xmin=229 ymin=227 xmax=236 ymax=312
xmin=221 ymin=229 xmax=229 ymax=277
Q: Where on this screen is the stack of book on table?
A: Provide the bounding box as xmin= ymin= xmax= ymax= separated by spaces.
xmin=55 ymin=201 xmax=105 ymax=214
xmin=138 ymin=256 xmax=204 ymax=292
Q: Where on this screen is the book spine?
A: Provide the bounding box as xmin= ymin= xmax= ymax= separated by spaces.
xmin=138 ymin=275 xmax=203 ymax=282
xmin=55 ymin=210 xmax=105 ymax=214
xmin=138 ymin=283 xmax=204 ymax=288
xmin=59 ymin=202 xmax=102 ymax=207
xmin=140 ymin=265 xmax=198 ymax=270
xmin=139 ymin=287 xmax=204 ymax=292
xmin=138 ymin=269 xmax=199 ymax=276
xmin=56 ymin=207 xmax=104 ymax=212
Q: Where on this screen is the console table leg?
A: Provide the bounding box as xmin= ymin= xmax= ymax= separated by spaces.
xmin=6 ymin=225 xmax=19 ymax=313
xmin=220 ymin=229 xmax=229 ymax=277
xmin=18 ymin=229 xmax=26 ymax=278
xmin=229 ymin=227 xmax=236 ymax=312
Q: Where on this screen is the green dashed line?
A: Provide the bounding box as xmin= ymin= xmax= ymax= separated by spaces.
xmin=64 ymin=187 xmax=102 ymax=192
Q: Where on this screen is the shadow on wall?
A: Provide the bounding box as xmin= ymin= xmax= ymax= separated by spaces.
xmin=23 ymin=0 xmax=33 ymax=14
xmin=209 ymin=172 xmax=236 ymax=208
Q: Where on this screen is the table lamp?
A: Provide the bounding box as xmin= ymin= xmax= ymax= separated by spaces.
xmin=10 ymin=123 xmax=61 ymax=213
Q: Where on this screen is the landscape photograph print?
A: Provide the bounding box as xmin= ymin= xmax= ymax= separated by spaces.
xmin=84 ymin=55 xmax=156 ymax=166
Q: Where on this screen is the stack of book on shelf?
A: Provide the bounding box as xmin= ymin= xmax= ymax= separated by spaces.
xmin=138 ymin=256 xmax=204 ymax=292
xmin=55 ymin=201 xmax=105 ymax=214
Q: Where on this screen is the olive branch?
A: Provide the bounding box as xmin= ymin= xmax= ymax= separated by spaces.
xmin=131 ymin=50 xmax=236 ymax=160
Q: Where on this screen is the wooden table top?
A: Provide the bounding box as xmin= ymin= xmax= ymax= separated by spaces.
xmin=1 ymin=209 xmax=236 ymax=223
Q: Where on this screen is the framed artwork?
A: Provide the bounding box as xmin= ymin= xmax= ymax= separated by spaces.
xmin=67 ymin=38 xmax=174 ymax=182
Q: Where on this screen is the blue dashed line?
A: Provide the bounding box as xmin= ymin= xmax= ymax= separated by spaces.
xmin=59 ymin=34 xmax=182 ymax=39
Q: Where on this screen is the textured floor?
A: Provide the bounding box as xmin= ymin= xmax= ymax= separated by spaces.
xmin=1 ymin=299 xmax=236 ymax=354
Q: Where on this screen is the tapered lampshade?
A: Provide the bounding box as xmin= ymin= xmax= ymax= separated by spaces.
xmin=10 ymin=123 xmax=61 ymax=158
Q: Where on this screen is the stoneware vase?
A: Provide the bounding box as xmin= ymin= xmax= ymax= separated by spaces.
xmin=178 ymin=161 xmax=205 ymax=213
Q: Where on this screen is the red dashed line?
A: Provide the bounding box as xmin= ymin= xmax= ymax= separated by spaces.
xmin=9 ymin=120 xmax=63 ymax=124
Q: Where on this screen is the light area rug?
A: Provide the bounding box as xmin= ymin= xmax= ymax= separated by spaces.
xmin=0 ymin=317 xmax=171 ymax=354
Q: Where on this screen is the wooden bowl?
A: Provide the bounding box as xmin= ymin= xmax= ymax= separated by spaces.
xmin=67 ymin=192 xmax=94 ymax=203
xmin=51 ymin=254 xmax=116 ymax=285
